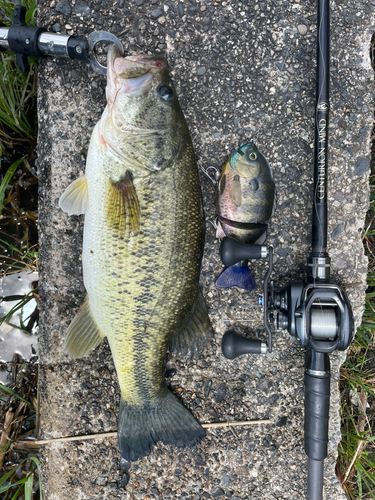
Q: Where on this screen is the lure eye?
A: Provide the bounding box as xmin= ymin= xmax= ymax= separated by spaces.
xmin=247 ymin=152 xmax=257 ymax=162
xmin=158 ymin=85 xmax=174 ymax=101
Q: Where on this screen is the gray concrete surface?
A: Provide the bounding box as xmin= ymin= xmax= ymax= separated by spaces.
xmin=37 ymin=0 xmax=374 ymax=499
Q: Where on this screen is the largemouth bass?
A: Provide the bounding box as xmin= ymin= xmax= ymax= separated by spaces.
xmin=215 ymin=143 xmax=275 ymax=290
xmin=59 ymin=45 xmax=210 ymax=461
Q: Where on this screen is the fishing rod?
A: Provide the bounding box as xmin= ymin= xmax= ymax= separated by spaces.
xmin=218 ymin=0 xmax=354 ymax=498
xmin=0 ymin=5 xmax=123 ymax=74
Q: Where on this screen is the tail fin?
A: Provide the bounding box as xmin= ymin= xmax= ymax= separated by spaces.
xmin=118 ymin=389 xmax=205 ymax=461
xmin=215 ymin=263 xmax=256 ymax=290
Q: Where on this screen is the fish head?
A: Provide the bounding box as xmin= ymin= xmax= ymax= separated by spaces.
xmin=101 ymin=45 xmax=187 ymax=174
xmin=216 ymin=142 xmax=275 ymax=241
xmin=107 ymin=45 xmax=171 ymax=106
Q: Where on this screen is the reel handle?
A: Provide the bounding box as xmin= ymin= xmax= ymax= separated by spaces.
xmin=220 ymin=237 xmax=267 ymax=267
xmin=222 ymin=331 xmax=267 ymax=359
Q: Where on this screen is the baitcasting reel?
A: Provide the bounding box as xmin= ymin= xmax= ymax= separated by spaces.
xmin=220 ymin=237 xmax=353 ymax=361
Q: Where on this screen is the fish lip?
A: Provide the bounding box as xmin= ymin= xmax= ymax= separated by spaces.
xmin=106 ymin=45 xmax=169 ymax=101
xmin=107 ymin=45 xmax=169 ymax=81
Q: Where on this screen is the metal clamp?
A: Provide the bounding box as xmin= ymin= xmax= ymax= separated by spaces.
xmin=0 ymin=5 xmax=124 ymax=75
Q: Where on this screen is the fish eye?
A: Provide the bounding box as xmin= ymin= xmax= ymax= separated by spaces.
xmin=158 ymin=85 xmax=174 ymax=101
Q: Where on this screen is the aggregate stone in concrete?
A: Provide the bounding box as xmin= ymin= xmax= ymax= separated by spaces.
xmin=37 ymin=0 xmax=374 ymax=499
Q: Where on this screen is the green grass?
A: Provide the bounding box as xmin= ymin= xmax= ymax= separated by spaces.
xmin=0 ymin=237 xmax=38 ymax=275
xmin=0 ymin=355 xmax=39 ymax=500
xmin=0 ymin=52 xmax=37 ymax=145
xmin=0 ymin=457 xmax=42 ymax=500
xmin=0 ymin=0 xmax=38 ymax=147
xmin=0 ymin=1 xmax=40 ymax=499
xmin=336 ymin=172 xmax=375 ymax=498
xmin=0 ymin=0 xmax=39 ymax=267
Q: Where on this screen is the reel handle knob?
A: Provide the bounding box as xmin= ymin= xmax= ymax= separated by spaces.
xmin=220 ymin=237 xmax=267 ymax=267
xmin=222 ymin=331 xmax=267 ymax=359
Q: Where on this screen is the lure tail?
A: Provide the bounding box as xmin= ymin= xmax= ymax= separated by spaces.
xmin=215 ymin=262 xmax=256 ymax=291
xmin=118 ymin=389 xmax=205 ymax=461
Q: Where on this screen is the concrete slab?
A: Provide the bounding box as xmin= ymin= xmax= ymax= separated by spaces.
xmin=37 ymin=0 xmax=373 ymax=499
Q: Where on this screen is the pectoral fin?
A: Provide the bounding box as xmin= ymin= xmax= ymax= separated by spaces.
xmin=169 ymin=289 xmax=212 ymax=357
xmin=106 ymin=171 xmax=140 ymax=235
xmin=229 ymin=176 xmax=242 ymax=207
xmin=65 ymin=298 xmax=105 ymax=358
xmin=59 ymin=175 xmax=89 ymax=215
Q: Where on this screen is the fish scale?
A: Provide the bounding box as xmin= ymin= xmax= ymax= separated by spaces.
xmin=59 ymin=45 xmax=209 ymax=460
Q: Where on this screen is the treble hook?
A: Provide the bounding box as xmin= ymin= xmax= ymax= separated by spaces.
xmin=200 ymin=165 xmax=220 ymax=185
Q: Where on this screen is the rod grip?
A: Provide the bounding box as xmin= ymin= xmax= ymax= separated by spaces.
xmin=304 ymin=370 xmax=330 ymax=461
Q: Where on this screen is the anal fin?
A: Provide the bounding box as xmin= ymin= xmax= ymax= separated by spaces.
xmin=65 ymin=298 xmax=105 ymax=358
xmin=169 ymin=288 xmax=212 ymax=357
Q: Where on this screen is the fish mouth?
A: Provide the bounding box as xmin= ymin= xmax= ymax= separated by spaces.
xmin=106 ymin=45 xmax=169 ymax=101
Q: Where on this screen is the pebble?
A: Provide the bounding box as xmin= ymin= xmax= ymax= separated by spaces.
xmin=119 ymin=458 xmax=131 ymax=471
xmin=195 ymin=456 xmax=206 ymax=466
xmin=178 ymin=3 xmax=184 ymax=17
xmin=354 ymin=157 xmax=369 ymax=176
xmin=197 ymin=66 xmax=207 ymax=76
xmin=151 ymin=7 xmax=164 ymax=19
xmin=213 ymin=383 xmax=227 ymax=403
xmin=331 ymin=225 xmax=343 ymax=239
xmin=55 ymin=0 xmax=71 ymax=15
xmin=165 ymin=367 xmax=177 ymax=378
xmin=275 ymin=416 xmax=288 ymax=427
xmin=95 ymin=477 xmax=108 ymax=486
xmin=258 ymin=379 xmax=272 ymax=393
xmin=220 ymin=475 xmax=230 ymax=487
xmin=297 ymin=24 xmax=308 ymax=35
xmin=204 ymin=379 xmax=212 ymax=398
xmin=75 ymin=1 xmax=90 ymax=16
xmin=276 ymin=248 xmax=292 ymax=257
xmin=212 ymin=486 xmax=225 ymax=498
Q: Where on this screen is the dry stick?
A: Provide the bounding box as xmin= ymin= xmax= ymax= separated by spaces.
xmin=342 ymin=390 xmax=369 ymax=485
xmin=225 ymin=312 xmax=255 ymax=337
xmin=17 ymin=419 xmax=272 ymax=447
xmin=0 ymin=409 xmax=15 ymax=470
